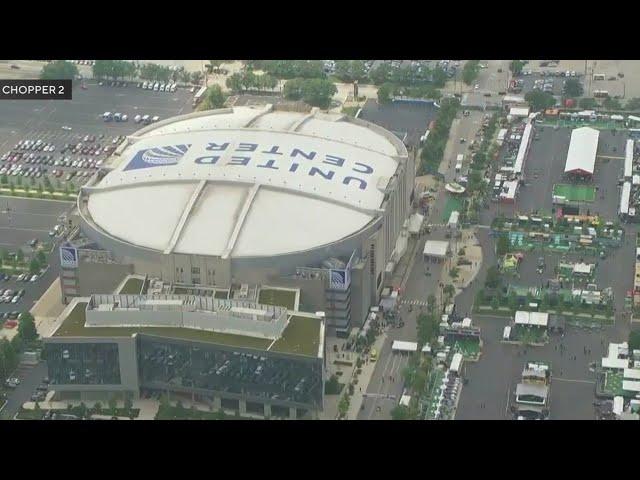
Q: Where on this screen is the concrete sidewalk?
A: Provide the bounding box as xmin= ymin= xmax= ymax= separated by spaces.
xmin=346 ymin=334 xmax=387 ymax=420
xmin=21 ymin=398 xmax=160 ymax=420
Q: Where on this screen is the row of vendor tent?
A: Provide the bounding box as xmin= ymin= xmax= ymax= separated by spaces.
xmin=514 ymin=311 xmax=549 ymax=327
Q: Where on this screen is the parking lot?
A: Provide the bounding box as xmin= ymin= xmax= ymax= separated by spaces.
xmin=513 ymin=70 xmax=583 ymax=97
xmin=0 ymin=82 xmax=194 ymax=192
xmin=516 ymin=126 xmax=627 ymax=218
xmin=358 ymin=98 xmax=438 ymax=147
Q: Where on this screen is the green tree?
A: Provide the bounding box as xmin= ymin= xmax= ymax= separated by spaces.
xmin=1 ymin=174 xmax=7 ymax=185
xmin=444 ymin=284 xmax=456 ymax=300
xmin=377 ymin=83 xmax=393 ymax=104
xmin=625 ymin=98 xmax=640 ymax=111
xmin=431 ymin=67 xmax=448 ymax=88
xmin=369 ymin=63 xmax=391 ymax=85
xmin=579 ymin=97 xmax=598 ymax=109
xmin=284 ymin=78 xmax=337 ymax=109
xmin=40 ymin=60 xmax=78 ymax=80
xmin=191 ymin=71 xmax=203 ymax=85
xmin=524 ymin=90 xmax=556 ymax=111
xmin=29 ymin=258 xmax=40 ymax=275
xmin=108 ymin=396 xmax=118 ymax=415
xmin=226 ymin=73 xmax=244 ymax=93
xmin=18 ymin=312 xmax=38 ymax=342
xmin=508 ymin=291 xmax=518 ymax=311
xmin=36 ymin=250 xmax=46 ymax=266
xmin=603 ymin=97 xmax=622 ymax=110
xmin=124 ymin=392 xmax=133 ymax=413
xmin=462 ymin=60 xmax=480 ymax=85
xmin=338 ymin=394 xmax=350 ymax=418
xmin=94 ymin=402 xmax=102 ymax=414
xmin=491 ymin=295 xmax=500 ymax=311
xmin=16 ymin=249 xmax=24 ymax=264
xmin=563 ymin=78 xmax=584 ymax=98
xmin=496 ymin=235 xmax=510 ymax=255
xmin=200 ymin=85 xmax=226 ymax=110
xmin=509 ymin=60 xmax=525 ymax=76
xmin=427 ymin=294 xmax=437 ymax=313
xmin=629 ymin=330 xmax=640 ymax=350
xmin=390 ymin=405 xmax=412 ymax=420
xmin=207 ymin=60 xmax=227 ymax=74
xmin=485 ymin=265 xmax=501 ymax=288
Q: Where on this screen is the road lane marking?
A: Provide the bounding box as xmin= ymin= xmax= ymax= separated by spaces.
xmin=553 ymin=378 xmax=595 ymax=384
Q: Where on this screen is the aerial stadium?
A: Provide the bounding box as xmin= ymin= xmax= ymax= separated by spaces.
xmin=74 ymin=104 xmax=415 ymax=335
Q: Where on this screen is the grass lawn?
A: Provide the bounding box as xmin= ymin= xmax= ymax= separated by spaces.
xmin=16 ymin=408 xmax=47 ymax=420
xmin=118 ymin=277 xmax=144 ymax=295
xmin=442 ymin=195 xmax=464 ymax=223
xmin=54 ymin=303 xmax=321 ymax=356
xmin=552 ymin=183 xmax=596 ymax=202
xmin=449 ymin=339 xmax=481 ymax=360
xmin=270 ymin=315 xmax=321 ymax=357
xmin=258 ymin=288 xmax=296 ymax=310
xmin=512 ymin=325 xmax=548 ymax=345
xmin=603 ymin=370 xmax=624 ymax=396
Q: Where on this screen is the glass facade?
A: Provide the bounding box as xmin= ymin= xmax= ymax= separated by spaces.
xmin=138 ymin=337 xmax=323 ymax=408
xmin=46 ymin=343 xmax=121 ymax=385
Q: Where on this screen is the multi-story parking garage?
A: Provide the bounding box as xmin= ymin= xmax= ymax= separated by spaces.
xmin=70 ymin=103 xmax=415 ymax=335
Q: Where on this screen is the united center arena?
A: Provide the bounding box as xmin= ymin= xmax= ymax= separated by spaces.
xmin=70 ymin=104 xmax=415 ymax=335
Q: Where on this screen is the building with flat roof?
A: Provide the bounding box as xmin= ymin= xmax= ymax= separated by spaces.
xmin=69 ymin=104 xmax=415 ymax=336
xmin=44 ymin=292 xmax=325 ymax=419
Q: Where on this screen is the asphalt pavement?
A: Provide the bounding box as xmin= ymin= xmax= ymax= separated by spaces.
xmin=0 ymin=361 xmax=48 ymax=420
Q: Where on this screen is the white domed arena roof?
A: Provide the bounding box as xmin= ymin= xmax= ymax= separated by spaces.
xmin=83 ymin=105 xmax=408 ymax=258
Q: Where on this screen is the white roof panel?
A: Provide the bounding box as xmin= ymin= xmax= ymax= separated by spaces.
xmin=86 ymin=108 xmax=406 ymax=258
xmin=623 ymin=380 xmax=640 ymax=392
xmin=624 ymin=368 xmax=640 ymax=380
xmin=564 ymin=127 xmax=599 ymax=175
xmin=620 ymin=182 xmax=631 ymax=215
xmin=87 ymin=183 xmax=196 ymax=252
xmin=392 ymin=340 xmax=418 ymax=352
xmin=423 ymin=240 xmax=449 ymax=258
xmin=450 ymin=352 xmax=463 ymax=373
xmin=602 ymin=357 xmax=629 ymax=370
xmin=613 ymin=396 xmax=624 ymax=416
xmin=234 ymin=189 xmax=373 ymax=257
xmin=625 ymin=139 xmax=634 ymax=179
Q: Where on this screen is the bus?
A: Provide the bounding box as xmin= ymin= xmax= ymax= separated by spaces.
xmin=192 ymin=86 xmax=207 ymax=108
xmin=593 ymin=90 xmax=609 ymax=98
xmin=593 ymin=73 xmax=606 ymax=81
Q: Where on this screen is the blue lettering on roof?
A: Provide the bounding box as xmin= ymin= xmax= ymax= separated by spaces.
xmin=324 ymin=155 xmax=345 ymax=167
xmin=206 ymin=142 xmax=230 ymax=151
xmin=236 ymin=143 xmax=258 ymax=152
xmin=353 ymin=162 xmax=373 ymax=174
xmin=291 ymin=148 xmax=316 ymax=160
xmin=309 ymin=167 xmax=335 ymax=180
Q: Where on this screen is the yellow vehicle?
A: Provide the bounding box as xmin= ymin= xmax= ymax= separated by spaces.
xmin=370 ymin=349 xmax=378 ymax=362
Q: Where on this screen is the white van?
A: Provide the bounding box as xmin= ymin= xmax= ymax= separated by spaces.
xmin=153 ymin=82 xmax=160 ymax=91
xmin=455 ymin=162 xmax=462 ymax=173
xmin=159 ymin=83 xmax=165 ymax=92
xmin=142 ymin=81 xmax=148 ymax=89
xmin=142 ymin=114 xmax=151 ymax=124
xmin=134 ymin=114 xmax=142 ymax=123
xmin=170 ymin=83 xmax=177 ymax=93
